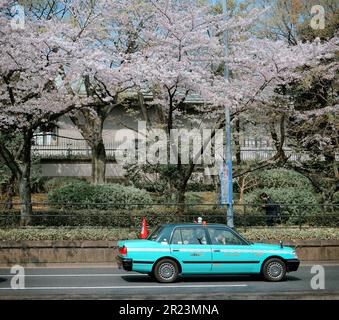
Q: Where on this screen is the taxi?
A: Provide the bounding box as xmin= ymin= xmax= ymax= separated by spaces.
xmin=116 ymin=223 xmax=300 ymax=283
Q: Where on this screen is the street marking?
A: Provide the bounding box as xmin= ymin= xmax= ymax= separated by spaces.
xmin=0 ymin=284 xmax=248 ymax=290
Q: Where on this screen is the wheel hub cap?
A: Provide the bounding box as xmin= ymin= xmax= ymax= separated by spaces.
xmin=159 ymin=263 xmax=175 ymax=280
xmin=267 ymin=262 xmax=283 ymax=278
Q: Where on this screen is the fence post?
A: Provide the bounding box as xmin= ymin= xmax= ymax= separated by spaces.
xmin=244 ymin=204 xmax=247 ymax=232
xmin=298 ymin=206 xmax=302 ymax=231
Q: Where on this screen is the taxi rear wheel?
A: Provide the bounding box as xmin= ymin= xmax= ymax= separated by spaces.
xmin=153 ymin=259 xmax=179 ymax=283
xmin=262 ymin=258 xmax=286 ymax=282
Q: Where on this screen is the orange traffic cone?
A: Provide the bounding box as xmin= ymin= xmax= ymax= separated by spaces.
xmin=139 ymin=217 xmax=149 ymax=239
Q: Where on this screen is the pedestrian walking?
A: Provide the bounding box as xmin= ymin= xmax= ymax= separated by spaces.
xmin=260 ymin=193 xmax=280 ymax=227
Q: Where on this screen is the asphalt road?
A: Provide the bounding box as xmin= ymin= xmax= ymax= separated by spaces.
xmin=0 ymin=264 xmax=338 ymax=299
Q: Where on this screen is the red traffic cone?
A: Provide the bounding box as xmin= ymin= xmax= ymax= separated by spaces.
xmin=139 ymin=217 xmax=149 ymax=239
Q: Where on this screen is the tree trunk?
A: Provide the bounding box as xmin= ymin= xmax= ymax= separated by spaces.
xmin=234 ymin=117 xmax=242 ymax=166
xmin=19 ymin=168 xmax=32 ymax=226
xmin=19 ymin=134 xmax=33 ymax=226
xmin=70 ymin=110 xmax=108 ymax=185
xmin=91 ymin=140 xmax=106 ymax=185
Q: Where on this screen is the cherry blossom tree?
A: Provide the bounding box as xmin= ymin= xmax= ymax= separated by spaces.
xmin=127 ymin=0 xmax=338 ymax=207
xmin=23 ymin=0 xmax=151 ymax=184
xmin=0 ymin=0 xmax=99 ymax=224
xmin=64 ymin=0 xmax=151 ymax=184
xmin=1 ymin=0 xmax=337 ymax=220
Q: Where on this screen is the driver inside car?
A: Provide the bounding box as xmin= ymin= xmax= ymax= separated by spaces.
xmin=189 ymin=229 xmax=207 ymax=245
xmin=213 ymin=230 xmax=226 ymax=245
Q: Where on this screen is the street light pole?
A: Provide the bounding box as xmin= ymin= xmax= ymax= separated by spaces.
xmin=221 ymin=0 xmax=234 ymax=228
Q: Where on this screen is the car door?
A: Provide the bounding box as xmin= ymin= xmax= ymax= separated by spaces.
xmin=170 ymin=227 xmax=212 ymax=274
xmin=208 ymin=227 xmax=259 ymax=274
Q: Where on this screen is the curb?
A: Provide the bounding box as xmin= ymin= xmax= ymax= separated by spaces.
xmin=1 ymin=292 xmax=339 ymax=300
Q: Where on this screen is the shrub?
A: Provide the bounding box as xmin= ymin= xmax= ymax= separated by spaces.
xmin=47 ymin=183 xmax=153 ymax=210
xmin=187 ymin=183 xmax=215 ymax=192
xmin=248 ymin=168 xmax=314 ymax=191
xmin=239 ymin=227 xmax=339 ymax=241
xmin=44 ymin=177 xmax=86 ymax=192
xmin=244 ymin=187 xmax=319 ymax=225
xmin=0 ymin=227 xmax=138 ymax=241
xmin=0 ymin=227 xmax=338 ymax=241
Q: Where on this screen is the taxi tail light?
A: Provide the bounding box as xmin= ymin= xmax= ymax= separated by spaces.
xmin=119 ymin=246 xmax=127 ymax=255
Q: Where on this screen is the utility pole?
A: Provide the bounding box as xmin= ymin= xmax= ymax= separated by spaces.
xmin=220 ymin=0 xmax=234 ymax=228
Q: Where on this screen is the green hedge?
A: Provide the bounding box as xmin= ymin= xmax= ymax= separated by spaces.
xmin=0 ymin=227 xmax=338 ymax=241
xmin=44 ymin=177 xmax=86 ymax=192
xmin=244 ymin=187 xmax=320 ymax=225
xmin=0 ymin=227 xmax=138 ymax=241
xmin=252 ymin=168 xmax=314 ymax=190
xmin=47 ymin=182 xmax=153 ymax=210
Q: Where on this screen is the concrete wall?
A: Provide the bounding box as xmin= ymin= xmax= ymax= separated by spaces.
xmin=41 ymin=163 xmax=125 ymax=177
xmin=0 ymin=240 xmax=339 ymax=266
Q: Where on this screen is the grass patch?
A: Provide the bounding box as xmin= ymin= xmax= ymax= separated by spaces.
xmin=0 ymin=227 xmax=339 ymax=241
xmin=0 ymin=227 xmax=138 ymax=241
xmin=238 ymin=227 xmax=339 ymax=241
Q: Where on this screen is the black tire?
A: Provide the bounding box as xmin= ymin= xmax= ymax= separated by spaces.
xmin=148 ymin=272 xmax=155 ymax=280
xmin=251 ymin=274 xmax=263 ymax=281
xmin=262 ymin=258 xmax=286 ymax=282
xmin=153 ymin=259 xmax=179 ymax=283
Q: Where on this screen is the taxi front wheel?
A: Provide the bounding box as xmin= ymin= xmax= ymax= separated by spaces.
xmin=153 ymin=259 xmax=179 ymax=283
xmin=262 ymin=258 xmax=287 ymax=282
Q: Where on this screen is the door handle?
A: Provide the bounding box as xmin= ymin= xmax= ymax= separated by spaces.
xmin=173 ymin=249 xmax=180 ymax=252
xmin=213 ymin=249 xmax=221 ymax=252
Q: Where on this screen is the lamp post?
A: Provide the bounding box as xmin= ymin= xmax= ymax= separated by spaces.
xmin=220 ymin=0 xmax=234 ymax=228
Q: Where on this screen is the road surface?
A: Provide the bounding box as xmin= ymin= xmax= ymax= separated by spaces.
xmin=0 ymin=264 xmax=338 ymax=299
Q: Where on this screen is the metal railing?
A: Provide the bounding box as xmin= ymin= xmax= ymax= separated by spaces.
xmin=31 ymin=134 xmax=339 ymax=161
xmin=0 ymin=202 xmax=338 ymax=230
xmin=32 ymin=147 xmax=335 ymax=162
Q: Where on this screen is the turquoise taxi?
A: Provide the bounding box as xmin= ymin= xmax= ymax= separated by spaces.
xmin=116 ymin=223 xmax=300 ymax=283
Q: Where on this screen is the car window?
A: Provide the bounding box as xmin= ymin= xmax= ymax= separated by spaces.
xmin=147 ymin=226 xmax=163 ymax=241
xmin=157 ymin=227 xmax=171 ymax=243
xmin=171 ymin=228 xmax=182 ymax=244
xmin=208 ymin=227 xmax=245 ymax=245
xmin=148 ymin=226 xmax=172 ymax=243
xmin=171 ymin=227 xmax=208 ymax=245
